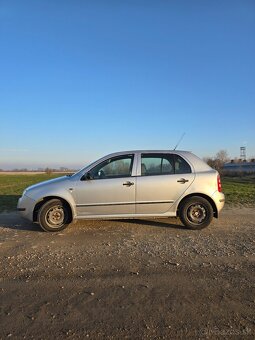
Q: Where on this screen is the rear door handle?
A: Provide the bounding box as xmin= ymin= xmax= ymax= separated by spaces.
xmin=177 ymin=178 xmax=189 ymax=184
xmin=123 ymin=181 xmax=134 ymax=187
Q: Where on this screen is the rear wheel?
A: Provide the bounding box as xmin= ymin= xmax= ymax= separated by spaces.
xmin=38 ymin=199 xmax=71 ymax=232
xmin=179 ymin=196 xmax=213 ymax=230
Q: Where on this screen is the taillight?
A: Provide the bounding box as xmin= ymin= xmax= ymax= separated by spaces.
xmin=217 ymin=174 xmax=222 ymax=192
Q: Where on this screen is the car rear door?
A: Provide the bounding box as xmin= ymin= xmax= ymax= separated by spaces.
xmin=136 ymin=153 xmax=195 ymax=214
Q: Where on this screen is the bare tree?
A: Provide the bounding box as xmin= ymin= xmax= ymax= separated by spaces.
xmin=214 ymin=150 xmax=229 ymax=172
xmin=216 ymin=150 xmax=229 ymax=164
xmin=204 ymin=150 xmax=229 ymax=173
xmin=45 ymin=167 xmax=52 ymax=175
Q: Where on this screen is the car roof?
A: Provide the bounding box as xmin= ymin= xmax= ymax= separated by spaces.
xmin=104 ymin=150 xmax=191 ymax=157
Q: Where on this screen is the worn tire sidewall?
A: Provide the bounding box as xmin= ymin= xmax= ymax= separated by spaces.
xmin=180 ymin=196 xmax=213 ymax=230
xmin=38 ymin=199 xmax=70 ymax=232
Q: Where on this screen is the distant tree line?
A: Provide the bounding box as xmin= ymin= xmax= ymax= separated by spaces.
xmin=204 ymin=150 xmax=255 ymax=176
xmin=0 ymin=167 xmax=77 ymax=173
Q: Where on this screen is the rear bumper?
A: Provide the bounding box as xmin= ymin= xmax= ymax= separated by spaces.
xmin=17 ymin=195 xmax=36 ymax=222
xmin=211 ymin=191 xmax=225 ymax=214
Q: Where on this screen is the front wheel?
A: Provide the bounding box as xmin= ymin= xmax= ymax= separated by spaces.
xmin=179 ymin=196 xmax=213 ymax=230
xmin=38 ymin=199 xmax=71 ymax=232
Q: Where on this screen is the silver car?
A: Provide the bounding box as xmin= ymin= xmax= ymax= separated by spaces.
xmin=17 ymin=150 xmax=225 ymax=232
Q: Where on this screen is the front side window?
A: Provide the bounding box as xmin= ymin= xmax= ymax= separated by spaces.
xmin=141 ymin=153 xmax=191 ymax=176
xmin=90 ymin=155 xmax=134 ymax=179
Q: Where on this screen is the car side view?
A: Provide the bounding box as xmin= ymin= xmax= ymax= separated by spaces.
xmin=18 ymin=150 xmax=225 ymax=232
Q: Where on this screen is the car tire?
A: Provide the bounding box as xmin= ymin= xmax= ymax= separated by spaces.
xmin=179 ymin=196 xmax=213 ymax=230
xmin=38 ymin=199 xmax=71 ymax=232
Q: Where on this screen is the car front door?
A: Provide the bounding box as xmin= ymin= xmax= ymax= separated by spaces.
xmin=136 ymin=153 xmax=195 ymax=214
xmin=73 ymin=154 xmax=136 ymax=217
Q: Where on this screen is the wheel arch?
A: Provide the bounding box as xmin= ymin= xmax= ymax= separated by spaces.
xmin=33 ymin=196 xmax=74 ymax=222
xmin=177 ymin=193 xmax=218 ymax=218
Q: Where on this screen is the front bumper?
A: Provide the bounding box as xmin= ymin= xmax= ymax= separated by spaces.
xmin=17 ymin=195 xmax=36 ymax=222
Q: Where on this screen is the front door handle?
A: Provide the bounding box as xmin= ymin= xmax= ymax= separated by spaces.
xmin=123 ymin=181 xmax=134 ymax=187
xmin=177 ymin=178 xmax=189 ymax=184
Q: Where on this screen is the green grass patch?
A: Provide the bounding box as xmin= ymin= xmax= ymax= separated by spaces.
xmin=0 ymin=174 xmax=254 ymax=213
xmin=0 ymin=174 xmax=62 ymax=213
xmin=222 ymin=177 xmax=255 ymax=206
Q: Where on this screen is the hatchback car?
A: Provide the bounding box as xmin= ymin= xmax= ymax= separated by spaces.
xmin=18 ymin=150 xmax=225 ymax=232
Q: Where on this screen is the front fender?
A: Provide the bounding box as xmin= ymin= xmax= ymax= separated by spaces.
xmin=32 ymin=190 xmax=77 ymax=220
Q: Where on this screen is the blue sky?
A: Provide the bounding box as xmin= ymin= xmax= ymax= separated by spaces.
xmin=0 ymin=0 xmax=254 ymax=169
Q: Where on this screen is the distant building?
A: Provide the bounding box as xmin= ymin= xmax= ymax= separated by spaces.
xmin=223 ymin=160 xmax=255 ymax=173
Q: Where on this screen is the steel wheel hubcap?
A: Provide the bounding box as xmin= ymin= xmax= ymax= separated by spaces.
xmin=187 ymin=204 xmax=206 ymax=224
xmin=46 ymin=206 xmax=65 ymax=226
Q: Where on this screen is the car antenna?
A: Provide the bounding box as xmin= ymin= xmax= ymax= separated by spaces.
xmin=173 ymin=132 xmax=186 ymax=150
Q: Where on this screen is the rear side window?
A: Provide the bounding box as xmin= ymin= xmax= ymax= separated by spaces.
xmin=141 ymin=154 xmax=191 ymax=176
xmin=141 ymin=154 xmax=174 ymax=176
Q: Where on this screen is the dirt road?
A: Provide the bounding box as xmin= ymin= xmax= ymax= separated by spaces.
xmin=1 ymin=208 xmax=255 ymax=339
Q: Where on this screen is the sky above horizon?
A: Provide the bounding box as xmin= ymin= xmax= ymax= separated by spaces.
xmin=1 ymin=0 xmax=255 ymax=170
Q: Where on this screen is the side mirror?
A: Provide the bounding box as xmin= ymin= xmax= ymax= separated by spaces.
xmin=81 ymin=172 xmax=93 ymax=181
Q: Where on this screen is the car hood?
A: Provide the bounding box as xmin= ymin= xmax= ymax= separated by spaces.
xmin=25 ymin=176 xmax=70 ymax=194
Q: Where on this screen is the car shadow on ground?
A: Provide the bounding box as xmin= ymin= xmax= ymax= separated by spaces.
xmin=0 ymin=195 xmax=20 ymax=214
xmin=114 ymin=218 xmax=185 ymax=230
xmin=0 ymin=210 xmax=185 ymax=233
xmin=0 ymin=211 xmax=42 ymax=232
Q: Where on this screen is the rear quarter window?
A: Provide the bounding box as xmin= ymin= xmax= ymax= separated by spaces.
xmin=174 ymin=155 xmax=192 ymax=174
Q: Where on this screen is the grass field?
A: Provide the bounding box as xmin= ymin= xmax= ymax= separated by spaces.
xmin=0 ymin=174 xmax=254 ymax=213
xmin=0 ymin=173 xmax=61 ymax=213
xmin=222 ymin=176 xmax=255 ymax=206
